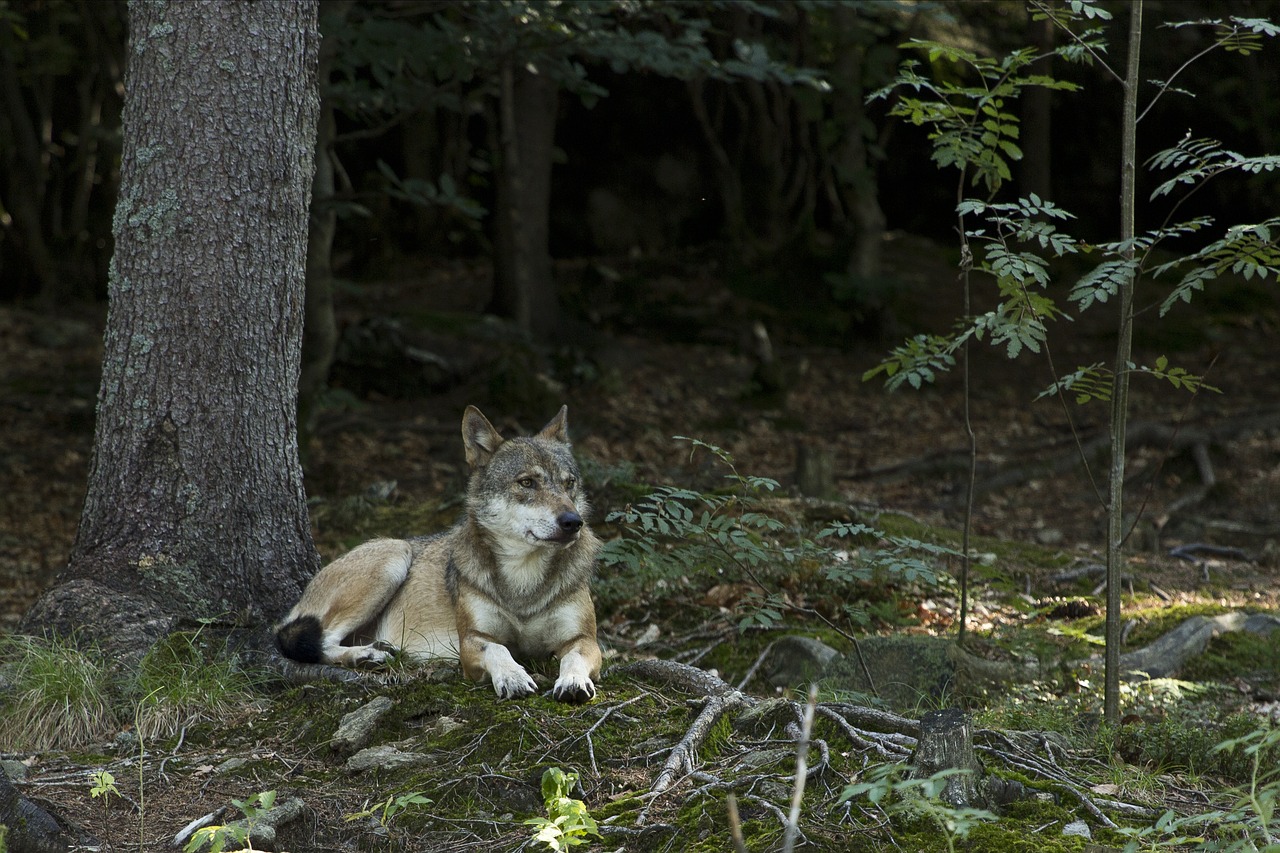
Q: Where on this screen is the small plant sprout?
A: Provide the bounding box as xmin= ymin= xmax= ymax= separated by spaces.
xmin=88 ymin=769 xmax=119 ymax=805
xmin=183 ymin=790 xmax=276 ymax=853
xmin=344 ymin=790 xmax=433 ymax=830
xmin=525 ymin=767 xmax=600 ymax=852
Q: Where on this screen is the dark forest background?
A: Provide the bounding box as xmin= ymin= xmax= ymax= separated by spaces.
xmin=3 ymin=0 xmax=1277 ymax=341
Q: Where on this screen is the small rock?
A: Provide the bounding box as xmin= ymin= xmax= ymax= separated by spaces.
xmin=735 ymin=748 xmax=792 ymax=771
xmin=113 ymin=729 xmax=139 ymax=754
xmin=0 ymin=759 xmax=27 ymax=781
xmin=635 ymin=624 xmax=661 ymax=646
xmin=1035 ymin=527 xmax=1064 ymax=546
xmin=344 ymin=744 xmax=432 ymax=774
xmin=431 ymin=716 xmax=463 ymax=738
xmin=331 ymin=695 xmax=395 ymax=756
xmin=764 ymin=636 xmax=842 ymax=688
xmin=215 ymin=756 xmax=250 ymax=775
xmin=1063 ymin=819 xmax=1092 ymax=840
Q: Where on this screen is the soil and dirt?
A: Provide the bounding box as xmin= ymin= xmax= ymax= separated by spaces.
xmin=2 ymin=233 xmax=1279 ymax=850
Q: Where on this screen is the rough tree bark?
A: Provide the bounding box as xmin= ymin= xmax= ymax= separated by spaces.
xmin=19 ymin=0 xmax=322 ymax=661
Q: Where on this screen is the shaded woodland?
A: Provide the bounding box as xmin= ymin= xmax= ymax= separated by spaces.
xmin=2 ymin=1 xmax=1280 ymax=851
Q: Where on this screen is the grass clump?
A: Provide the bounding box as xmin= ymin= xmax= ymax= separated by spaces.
xmin=0 ymin=632 xmax=121 ymax=750
xmin=131 ymin=628 xmax=265 ymax=742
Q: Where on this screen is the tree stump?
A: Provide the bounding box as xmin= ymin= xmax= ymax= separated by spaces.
xmin=795 ymin=442 xmax=837 ymax=499
xmin=908 ymin=708 xmax=983 ymax=809
xmin=0 ymin=763 xmax=96 ymax=852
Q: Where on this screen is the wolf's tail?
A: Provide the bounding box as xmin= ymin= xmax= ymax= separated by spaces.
xmin=275 ymin=615 xmax=324 ymax=663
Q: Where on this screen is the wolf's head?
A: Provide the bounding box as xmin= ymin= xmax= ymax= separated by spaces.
xmin=462 ymin=405 xmax=591 ymax=551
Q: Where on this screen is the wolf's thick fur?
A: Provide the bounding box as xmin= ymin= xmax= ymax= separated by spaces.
xmin=275 ymin=405 xmax=602 ymax=703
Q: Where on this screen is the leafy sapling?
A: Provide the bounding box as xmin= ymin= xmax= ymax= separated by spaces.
xmin=89 ymin=769 xmax=120 ymax=809
xmin=344 ymin=790 xmax=433 ymax=832
xmin=525 ymin=767 xmax=600 ymax=852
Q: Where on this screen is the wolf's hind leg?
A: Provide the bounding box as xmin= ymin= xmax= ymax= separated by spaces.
xmin=275 ymin=539 xmax=413 ymax=666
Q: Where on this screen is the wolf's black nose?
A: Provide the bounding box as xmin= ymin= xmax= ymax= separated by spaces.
xmin=558 ymin=512 xmax=583 ymax=535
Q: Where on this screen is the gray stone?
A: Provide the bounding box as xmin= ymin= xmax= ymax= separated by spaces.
xmin=430 ymin=715 xmax=463 ymax=738
xmin=215 ymin=756 xmax=250 ymax=775
xmin=0 ymin=759 xmax=27 ymax=782
xmin=765 ymin=636 xmax=843 ymax=687
xmin=330 ymin=695 xmax=394 ymax=756
xmin=822 ymin=635 xmax=956 ymax=711
xmin=1063 ymin=819 xmax=1092 ymax=840
xmin=344 ymin=744 xmax=432 ymax=774
xmin=735 ymin=748 xmax=793 ymax=771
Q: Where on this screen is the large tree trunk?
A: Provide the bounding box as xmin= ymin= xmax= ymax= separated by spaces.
xmin=490 ymin=62 xmax=559 ymax=340
xmin=19 ymin=0 xmax=322 ymax=660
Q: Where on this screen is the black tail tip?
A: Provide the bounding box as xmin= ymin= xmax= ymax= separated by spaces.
xmin=275 ymin=614 xmax=324 ymax=664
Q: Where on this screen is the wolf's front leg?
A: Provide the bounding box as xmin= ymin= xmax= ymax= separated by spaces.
xmin=461 ymin=635 xmax=537 ymax=700
xmin=553 ymin=637 xmax=602 ymax=704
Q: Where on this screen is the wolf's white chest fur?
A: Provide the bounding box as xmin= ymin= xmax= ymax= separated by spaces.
xmin=479 ymin=498 xmax=565 ymax=597
xmin=485 ymin=529 xmax=557 ymax=600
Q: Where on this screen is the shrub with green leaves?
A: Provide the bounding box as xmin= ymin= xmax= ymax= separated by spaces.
xmin=840 ymin=763 xmax=995 ymax=853
xmin=184 ymin=790 xmax=276 ymax=853
xmin=1119 ymin=725 xmax=1280 ymax=852
xmin=601 ymin=437 xmax=955 ymax=632
xmin=345 ymin=790 xmax=433 ymax=831
xmin=862 ymin=0 xmax=1280 ymax=725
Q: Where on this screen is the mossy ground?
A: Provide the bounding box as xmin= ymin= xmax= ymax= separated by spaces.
xmin=4 ymin=496 xmax=1278 ymax=851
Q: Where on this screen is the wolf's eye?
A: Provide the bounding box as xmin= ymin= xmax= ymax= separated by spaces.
xmin=518 ymin=477 xmax=536 ymax=489
xmin=564 ymin=477 xmax=577 ymax=491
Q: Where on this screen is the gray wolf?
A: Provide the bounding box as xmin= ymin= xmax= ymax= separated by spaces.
xmin=275 ymin=405 xmax=602 ymax=703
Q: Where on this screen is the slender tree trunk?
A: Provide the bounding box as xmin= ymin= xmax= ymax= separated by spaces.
xmin=687 ymin=76 xmax=749 ymax=244
xmin=491 ymin=61 xmax=559 ymax=339
xmin=299 ymin=96 xmax=338 ymax=454
xmin=20 ymin=0 xmax=321 ymax=660
xmin=1104 ymin=0 xmax=1143 ymax=727
xmin=0 ymin=51 xmax=58 ymax=298
xmin=832 ymin=5 xmax=886 ymax=281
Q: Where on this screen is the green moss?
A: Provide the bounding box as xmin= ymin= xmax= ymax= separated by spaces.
xmin=1179 ymin=628 xmax=1280 ymax=687
xmin=1122 ymin=602 xmax=1236 ymax=647
xmin=957 ymin=821 xmax=1090 ymax=851
xmin=876 ymin=513 xmax=1074 ymax=577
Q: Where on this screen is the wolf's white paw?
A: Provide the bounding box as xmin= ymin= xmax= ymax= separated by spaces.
xmin=491 ymin=667 xmax=537 ymax=700
xmin=552 ymin=672 xmax=596 ymax=704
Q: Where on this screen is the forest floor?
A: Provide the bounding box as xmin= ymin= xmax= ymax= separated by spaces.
xmin=2 ymin=232 xmax=1280 ymax=850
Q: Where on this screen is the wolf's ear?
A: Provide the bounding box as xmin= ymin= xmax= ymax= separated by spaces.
xmin=462 ymin=406 xmax=504 ymax=468
xmin=536 ymin=405 xmax=570 ymax=444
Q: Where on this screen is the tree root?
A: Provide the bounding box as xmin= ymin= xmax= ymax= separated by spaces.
xmin=617 ymin=657 xmax=1164 ymax=836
